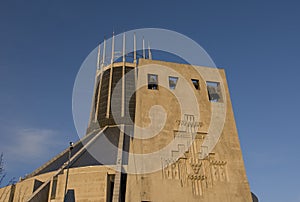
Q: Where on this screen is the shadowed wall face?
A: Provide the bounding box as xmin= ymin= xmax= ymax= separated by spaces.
xmin=91 ymin=66 xmax=135 ymax=129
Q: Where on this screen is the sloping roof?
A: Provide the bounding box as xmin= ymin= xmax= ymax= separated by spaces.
xmin=26 ymin=126 xmax=131 ymax=178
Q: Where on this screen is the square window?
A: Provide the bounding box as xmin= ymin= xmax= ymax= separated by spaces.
xmin=148 ymin=74 xmax=158 ymax=90
xmin=206 ymin=81 xmax=222 ymax=102
xmin=191 ymin=79 xmax=200 ymax=90
xmin=169 ymin=76 xmax=178 ymax=90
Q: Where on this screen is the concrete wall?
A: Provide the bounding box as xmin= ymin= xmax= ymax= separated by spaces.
xmin=0 ymin=166 xmax=115 ymax=202
xmin=125 ymin=59 xmax=252 ymax=202
xmin=0 ymin=184 xmax=15 ymax=202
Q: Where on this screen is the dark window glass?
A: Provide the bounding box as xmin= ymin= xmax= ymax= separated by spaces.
xmin=206 ymin=81 xmax=222 ymax=102
xmin=191 ymin=79 xmax=200 ymax=90
xmin=169 ymin=76 xmax=178 ymax=90
xmin=148 ymin=74 xmax=158 ymax=90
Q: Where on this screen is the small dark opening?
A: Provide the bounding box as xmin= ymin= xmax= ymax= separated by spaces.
xmin=107 ymin=174 xmax=115 ymax=202
xmin=191 ymin=79 xmax=200 ymax=90
xmin=169 ymin=76 xmax=178 ymax=90
xmin=50 ymin=176 xmax=58 ymax=199
xmin=206 ymin=81 xmax=221 ymax=102
xmin=148 ymin=74 xmax=158 ymax=90
xmin=33 ymin=179 xmax=43 ymax=192
xmin=120 ymin=173 xmax=127 ymax=202
xmin=64 ymin=189 xmax=75 ymax=202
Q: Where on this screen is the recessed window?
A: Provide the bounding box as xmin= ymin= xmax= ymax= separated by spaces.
xmin=148 ymin=74 xmax=158 ymax=90
xmin=191 ymin=79 xmax=200 ymax=90
xmin=168 ymin=76 xmax=178 ymax=90
xmin=50 ymin=176 xmax=58 ymax=199
xmin=206 ymin=81 xmax=221 ymax=102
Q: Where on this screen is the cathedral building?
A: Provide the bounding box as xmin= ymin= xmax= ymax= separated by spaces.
xmin=0 ymin=33 xmax=255 ymax=202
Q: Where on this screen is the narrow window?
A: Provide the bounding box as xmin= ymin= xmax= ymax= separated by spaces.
xmin=107 ymin=174 xmax=115 ymax=202
xmin=191 ymin=79 xmax=200 ymax=90
xmin=206 ymin=81 xmax=222 ymax=102
xmin=50 ymin=176 xmax=58 ymax=199
xmin=168 ymin=76 xmax=178 ymax=90
xmin=148 ymin=74 xmax=158 ymax=90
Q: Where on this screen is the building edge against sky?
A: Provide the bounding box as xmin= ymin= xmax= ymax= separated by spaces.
xmin=0 ymin=33 xmax=257 ymax=202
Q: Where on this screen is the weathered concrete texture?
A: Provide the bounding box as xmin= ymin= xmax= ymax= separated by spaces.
xmin=0 ymin=184 xmax=15 ymax=202
xmin=0 ymin=166 xmax=115 ymax=202
xmin=125 ymin=59 xmax=252 ymax=202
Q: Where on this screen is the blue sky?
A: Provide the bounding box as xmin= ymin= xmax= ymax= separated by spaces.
xmin=0 ymin=1 xmax=300 ymax=201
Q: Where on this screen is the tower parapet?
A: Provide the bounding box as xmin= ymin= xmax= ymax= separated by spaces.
xmin=88 ymin=33 xmax=154 ymax=132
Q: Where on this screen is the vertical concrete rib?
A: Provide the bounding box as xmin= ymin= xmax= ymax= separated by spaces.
xmin=112 ymin=125 xmax=125 ymax=202
xmin=95 ymin=72 xmax=103 ymax=122
xmin=121 ymin=33 xmax=126 ymax=117
xmin=106 ymin=33 xmax=115 ymax=118
xmin=106 ymin=66 xmax=113 ymax=118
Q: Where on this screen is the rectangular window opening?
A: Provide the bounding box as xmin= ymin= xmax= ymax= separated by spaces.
xmin=107 ymin=174 xmax=115 ymax=202
xmin=120 ymin=173 xmax=127 ymax=202
xmin=50 ymin=176 xmax=58 ymax=199
xmin=191 ymin=79 xmax=200 ymax=90
xmin=169 ymin=76 xmax=178 ymax=90
xmin=148 ymin=74 xmax=158 ymax=90
xmin=206 ymin=81 xmax=222 ymax=102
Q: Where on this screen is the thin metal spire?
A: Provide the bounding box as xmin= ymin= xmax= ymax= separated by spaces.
xmin=133 ymin=33 xmax=137 ymax=63
xmin=111 ymin=32 xmax=115 ymax=64
xmin=102 ymin=37 xmax=106 ymax=68
xmin=122 ymin=32 xmax=126 ymax=62
xmin=142 ymin=37 xmax=145 ymax=59
xmin=97 ymin=44 xmax=101 ymax=69
xmin=148 ymin=42 xmax=152 ymax=60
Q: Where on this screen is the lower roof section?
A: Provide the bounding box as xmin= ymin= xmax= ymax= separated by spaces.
xmin=26 ymin=125 xmax=133 ymax=179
